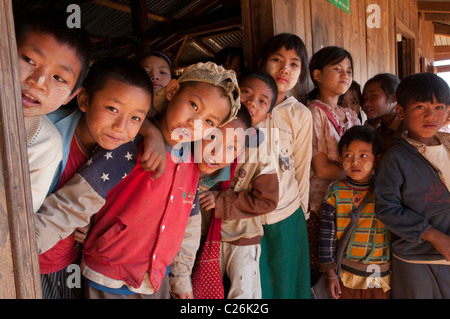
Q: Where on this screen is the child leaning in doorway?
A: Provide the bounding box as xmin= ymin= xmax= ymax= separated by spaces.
xmin=15 ymin=9 xmax=90 ymax=213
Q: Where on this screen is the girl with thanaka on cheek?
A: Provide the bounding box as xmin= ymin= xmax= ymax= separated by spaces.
xmin=256 ymin=33 xmax=313 ymax=299
xmin=319 ymin=125 xmax=391 ymax=299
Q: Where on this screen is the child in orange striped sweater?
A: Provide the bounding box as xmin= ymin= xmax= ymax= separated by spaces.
xmin=319 ymin=125 xmax=391 ymax=299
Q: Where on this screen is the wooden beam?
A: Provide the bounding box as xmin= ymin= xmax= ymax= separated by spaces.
xmin=92 ymin=0 xmax=171 ymax=23
xmin=418 ymin=1 xmax=450 ymax=13
xmin=424 ymin=12 xmax=450 ymax=22
xmin=172 ymin=37 xmax=189 ymax=67
xmin=179 ymin=0 xmax=221 ymax=18
xmin=191 ymin=36 xmax=216 ymax=56
xmin=143 ymin=7 xmax=241 ymax=40
xmin=130 ymin=0 xmax=151 ymax=54
xmin=435 ymin=45 xmax=450 ymax=61
xmin=436 ymin=64 xmax=450 ymax=73
xmin=0 ymin=0 xmax=42 ymax=299
xmin=434 ymin=23 xmax=450 ymax=37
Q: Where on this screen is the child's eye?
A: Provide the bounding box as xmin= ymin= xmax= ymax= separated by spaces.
xmin=131 ymin=116 xmax=142 ymax=122
xmin=22 ymin=55 xmax=36 ymax=66
xmin=273 ymin=58 xmax=281 ymax=63
xmin=107 ymin=106 xmax=118 ymax=113
xmin=54 ymin=75 xmax=67 ymax=83
xmin=435 ymin=105 xmax=444 ymax=110
xmin=191 ymin=102 xmax=198 ymax=111
xmin=241 ymin=89 xmax=250 ymax=95
xmin=260 ymin=99 xmax=267 ymax=105
xmin=346 ymin=70 xmax=353 ymax=76
xmin=291 ymin=63 xmax=299 ymax=68
xmin=205 ymin=119 xmax=213 ymax=126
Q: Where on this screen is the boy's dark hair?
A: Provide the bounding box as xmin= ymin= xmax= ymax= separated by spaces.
xmin=308 ymin=46 xmax=353 ymax=100
xmin=258 ymin=33 xmax=309 ymax=85
xmin=15 ymin=8 xmax=91 ymax=95
xmin=338 ymin=125 xmax=383 ymax=157
xmin=396 ymin=72 xmax=450 ymax=108
xmin=135 ymin=50 xmax=175 ymax=79
xmin=235 ymin=106 xmax=253 ymax=129
xmin=239 ymin=70 xmax=278 ymax=113
xmin=82 ymin=57 xmax=153 ymax=99
xmin=364 ymin=73 xmax=399 ymax=100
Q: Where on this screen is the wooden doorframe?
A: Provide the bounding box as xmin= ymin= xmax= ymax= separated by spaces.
xmin=395 ymin=18 xmax=417 ymax=79
xmin=0 ymin=0 xmax=42 ymax=299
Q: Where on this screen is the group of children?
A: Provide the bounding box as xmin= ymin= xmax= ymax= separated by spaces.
xmin=13 ymin=8 xmax=450 ymax=300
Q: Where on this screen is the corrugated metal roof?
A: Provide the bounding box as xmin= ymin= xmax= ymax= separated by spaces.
xmin=12 ymin=0 xmax=243 ymax=67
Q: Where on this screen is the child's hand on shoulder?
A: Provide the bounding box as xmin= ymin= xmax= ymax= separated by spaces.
xmin=199 ymin=191 xmax=216 ymax=211
xmin=140 ymin=119 xmax=166 ymax=179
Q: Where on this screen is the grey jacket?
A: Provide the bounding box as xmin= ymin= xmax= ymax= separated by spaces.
xmin=375 ymin=133 xmax=450 ymax=262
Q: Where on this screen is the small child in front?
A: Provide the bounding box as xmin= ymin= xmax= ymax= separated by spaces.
xmin=34 ymin=61 xmax=240 ymax=299
xmin=375 ymin=72 xmax=450 ymax=299
xmin=319 ymin=125 xmax=390 ymax=299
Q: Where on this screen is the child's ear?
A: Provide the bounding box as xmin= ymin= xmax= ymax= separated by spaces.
xmin=63 ymin=87 xmax=81 ymax=106
xmin=396 ymin=104 xmax=405 ymax=120
xmin=77 ymin=88 xmax=89 ymax=112
xmin=165 ymin=79 xmax=180 ymax=101
xmin=312 ymin=69 xmax=321 ymax=82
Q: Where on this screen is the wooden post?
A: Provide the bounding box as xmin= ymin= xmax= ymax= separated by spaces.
xmin=130 ymin=0 xmax=151 ymax=56
xmin=0 ymin=0 xmax=42 ymax=299
xmin=240 ymin=0 xmax=275 ymax=71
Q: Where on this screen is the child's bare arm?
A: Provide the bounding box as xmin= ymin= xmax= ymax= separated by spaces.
xmin=139 ymin=118 xmax=166 ymax=179
xmin=422 ymin=228 xmax=450 ymax=261
xmin=311 ymin=152 xmax=346 ymax=181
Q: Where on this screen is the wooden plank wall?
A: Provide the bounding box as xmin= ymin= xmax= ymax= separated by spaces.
xmin=242 ymin=0 xmax=435 ymax=96
xmin=0 ymin=0 xmax=42 ymax=299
